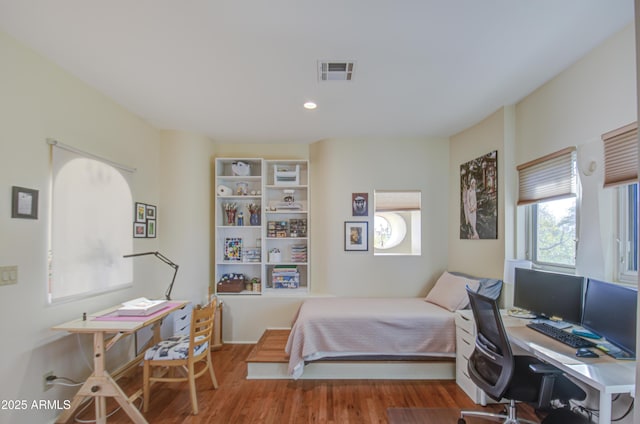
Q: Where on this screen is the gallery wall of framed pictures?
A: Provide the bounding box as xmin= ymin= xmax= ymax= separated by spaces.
xmin=344 ymin=192 xmax=369 ymax=251
xmin=134 ymin=202 xmax=157 ymax=238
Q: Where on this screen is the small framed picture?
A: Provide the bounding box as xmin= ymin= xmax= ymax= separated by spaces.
xmin=224 ymin=237 xmax=243 ymax=262
xmin=352 ymin=193 xmax=368 ymax=216
xmin=134 ymin=222 xmax=146 ymax=238
xmin=11 ymin=186 xmax=39 ymax=219
xmin=146 ymin=204 xmax=156 ymax=220
xmin=135 ymin=202 xmax=147 ymax=223
xmin=344 ymin=221 xmax=368 ymax=251
xmin=147 ymin=220 xmax=156 ymax=238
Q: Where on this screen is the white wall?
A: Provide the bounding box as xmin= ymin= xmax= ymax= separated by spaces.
xmin=159 ymin=130 xmax=215 ymax=304
xmin=310 ymin=137 xmax=450 ymax=297
xmin=448 ymin=108 xmax=508 ymax=281
xmin=515 ymin=23 xmax=636 ymax=280
xmin=0 ymin=31 xmax=163 ymax=423
xmin=447 ymin=23 xmax=636 ymax=285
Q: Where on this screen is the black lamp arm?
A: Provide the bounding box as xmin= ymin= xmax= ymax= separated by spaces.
xmin=123 ymin=251 xmax=179 ymax=300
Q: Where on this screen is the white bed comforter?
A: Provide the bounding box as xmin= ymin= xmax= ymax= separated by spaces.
xmin=284 ymin=298 xmax=456 ymax=378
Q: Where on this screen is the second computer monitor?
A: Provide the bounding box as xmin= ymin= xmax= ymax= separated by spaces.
xmin=513 ymin=268 xmax=585 ymax=324
xmin=582 ymin=278 xmax=637 ymax=356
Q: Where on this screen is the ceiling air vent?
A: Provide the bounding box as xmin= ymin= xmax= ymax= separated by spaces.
xmin=318 ymin=61 xmax=355 ymax=81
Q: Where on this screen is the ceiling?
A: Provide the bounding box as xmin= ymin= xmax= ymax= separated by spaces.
xmin=0 ymin=1 xmax=634 ymax=144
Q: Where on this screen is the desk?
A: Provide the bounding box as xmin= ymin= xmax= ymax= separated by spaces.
xmin=507 ymin=325 xmax=635 ymax=424
xmin=52 ymin=301 xmax=187 ymax=424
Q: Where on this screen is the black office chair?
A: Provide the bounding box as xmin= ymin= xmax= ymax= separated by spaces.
xmin=458 ymin=288 xmax=587 ymax=424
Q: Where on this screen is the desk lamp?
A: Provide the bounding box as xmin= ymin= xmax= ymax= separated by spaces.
xmin=123 ymin=251 xmax=179 ymax=300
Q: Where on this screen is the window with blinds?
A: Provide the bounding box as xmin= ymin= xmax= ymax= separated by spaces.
xmin=519 ymin=147 xmax=577 ymax=269
xmin=603 ymin=122 xmax=639 ymax=282
xmin=517 ymin=147 xmax=577 ymax=205
xmin=602 ymin=122 xmax=638 ymax=188
xmin=49 ymin=141 xmax=134 ymax=302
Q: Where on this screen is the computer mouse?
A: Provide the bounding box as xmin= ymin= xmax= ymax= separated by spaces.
xmin=576 ymin=348 xmax=599 ymax=358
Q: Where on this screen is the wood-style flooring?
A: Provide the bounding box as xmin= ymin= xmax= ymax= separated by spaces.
xmin=73 ymin=336 xmax=539 ymax=424
xmin=246 ymin=329 xmax=290 ymax=363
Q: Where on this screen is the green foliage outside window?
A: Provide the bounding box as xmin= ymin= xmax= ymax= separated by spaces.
xmin=535 ymin=198 xmax=576 ymax=266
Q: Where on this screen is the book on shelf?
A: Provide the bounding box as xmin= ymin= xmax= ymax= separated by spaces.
xmin=272 ymin=264 xmax=299 ymax=272
xmin=117 ymin=297 xmax=168 ymax=316
xmin=271 ymin=265 xmax=300 ymax=289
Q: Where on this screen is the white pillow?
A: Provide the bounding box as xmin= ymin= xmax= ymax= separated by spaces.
xmin=425 ymin=271 xmax=480 ymax=312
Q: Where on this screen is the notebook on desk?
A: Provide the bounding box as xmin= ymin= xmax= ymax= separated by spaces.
xmin=118 ymin=297 xmax=168 ymax=316
xmin=595 ymin=341 xmax=636 ymax=360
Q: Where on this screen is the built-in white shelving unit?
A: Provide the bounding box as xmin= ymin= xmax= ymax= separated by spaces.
xmin=263 ymin=160 xmax=309 ymax=295
xmin=214 ymin=158 xmax=309 ymax=296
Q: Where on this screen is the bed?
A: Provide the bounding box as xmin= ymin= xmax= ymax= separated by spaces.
xmin=284 ymin=272 xmax=502 ymax=379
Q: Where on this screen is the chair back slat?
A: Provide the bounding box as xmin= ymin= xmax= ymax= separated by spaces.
xmin=190 ymin=300 xmax=216 ymax=351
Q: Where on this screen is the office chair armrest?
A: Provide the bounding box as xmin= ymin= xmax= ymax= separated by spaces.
xmin=528 ymin=363 xmax=563 ymax=375
xmin=528 ymin=363 xmax=562 ymax=410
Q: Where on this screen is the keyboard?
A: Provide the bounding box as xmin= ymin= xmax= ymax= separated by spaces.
xmin=526 ymin=322 xmax=596 ymax=349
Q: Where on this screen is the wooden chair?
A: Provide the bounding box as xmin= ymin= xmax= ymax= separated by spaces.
xmin=143 ymin=300 xmax=219 ymax=415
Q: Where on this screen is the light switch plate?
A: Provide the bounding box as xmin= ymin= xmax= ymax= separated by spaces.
xmin=0 ymin=266 xmax=17 ymax=285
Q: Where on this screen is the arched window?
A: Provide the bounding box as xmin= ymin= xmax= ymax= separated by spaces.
xmin=374 ymin=212 xmax=407 ymax=249
xmin=49 ymin=142 xmax=134 ymax=302
xmin=373 ymin=190 xmax=421 ymax=256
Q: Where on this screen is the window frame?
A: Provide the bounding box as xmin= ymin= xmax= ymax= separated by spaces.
xmin=525 ymin=197 xmax=578 ymax=273
xmin=520 ymin=147 xmax=578 ymax=272
xmin=615 ymin=183 xmax=638 ymax=284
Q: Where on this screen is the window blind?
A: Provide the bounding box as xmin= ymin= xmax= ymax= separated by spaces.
xmin=602 ymin=122 xmax=638 ymax=188
xmin=49 ymin=140 xmax=134 ymax=302
xmin=517 ymin=147 xmax=576 ymax=206
xmin=374 ymin=190 xmax=421 ymax=211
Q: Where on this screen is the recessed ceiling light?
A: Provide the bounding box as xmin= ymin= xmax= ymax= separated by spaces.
xmin=303 ymin=101 xmax=317 ymax=110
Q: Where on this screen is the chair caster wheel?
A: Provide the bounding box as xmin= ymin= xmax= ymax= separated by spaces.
xmin=458 ymin=419 xmax=466 ymax=424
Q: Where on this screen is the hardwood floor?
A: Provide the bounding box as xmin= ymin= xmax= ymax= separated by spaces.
xmin=75 ymin=343 xmax=539 ymax=424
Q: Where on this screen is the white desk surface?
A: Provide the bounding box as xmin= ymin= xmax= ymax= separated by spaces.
xmin=507 ymin=325 xmax=635 ymax=395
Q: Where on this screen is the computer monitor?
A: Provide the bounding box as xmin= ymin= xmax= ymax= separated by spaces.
xmin=582 ymin=278 xmax=637 ymax=356
xmin=513 ymin=268 xmax=584 ymax=324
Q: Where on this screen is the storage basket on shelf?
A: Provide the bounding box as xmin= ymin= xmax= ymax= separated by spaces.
xmin=216 ymin=273 xmax=245 ymax=293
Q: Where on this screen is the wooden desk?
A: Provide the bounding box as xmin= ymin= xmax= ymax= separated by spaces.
xmin=507 ymin=325 xmax=635 ymax=424
xmin=52 ymin=301 xmax=188 ymax=424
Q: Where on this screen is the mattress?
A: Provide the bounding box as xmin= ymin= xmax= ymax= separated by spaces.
xmin=284 ymin=297 xmax=456 ymax=378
